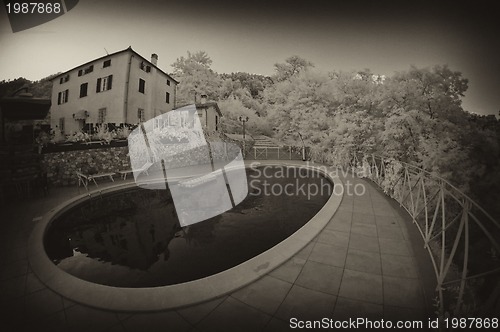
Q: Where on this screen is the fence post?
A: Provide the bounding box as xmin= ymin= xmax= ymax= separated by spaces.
xmin=289 ymin=146 xmax=292 ymax=160
xmin=254 ymin=147 xmax=256 ymax=159
xmin=278 ymin=147 xmax=280 ymax=160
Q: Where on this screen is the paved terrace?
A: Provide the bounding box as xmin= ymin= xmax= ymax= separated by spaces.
xmin=0 ymin=161 xmax=435 ymax=331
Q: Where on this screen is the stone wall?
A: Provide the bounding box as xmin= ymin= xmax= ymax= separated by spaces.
xmin=42 ymin=146 xmax=130 ymax=186
xmin=42 ymin=134 xmax=248 ymax=186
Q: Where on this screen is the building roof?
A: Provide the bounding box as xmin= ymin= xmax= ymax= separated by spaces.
xmin=50 ymin=46 xmax=179 ymax=84
xmin=195 ymin=101 xmax=222 ymax=116
xmin=175 ymin=101 xmax=222 ymax=116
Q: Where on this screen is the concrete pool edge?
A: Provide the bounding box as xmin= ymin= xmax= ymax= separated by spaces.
xmin=28 ymin=161 xmax=343 ymax=312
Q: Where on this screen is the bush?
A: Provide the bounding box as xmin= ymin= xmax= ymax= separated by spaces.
xmin=66 ymin=131 xmax=91 ymax=143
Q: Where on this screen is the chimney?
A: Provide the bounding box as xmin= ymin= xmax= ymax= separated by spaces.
xmin=200 ymin=94 xmax=207 ymax=104
xmin=151 ymin=53 xmax=158 ymax=66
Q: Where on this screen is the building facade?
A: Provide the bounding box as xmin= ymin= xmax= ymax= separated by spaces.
xmin=50 ymin=47 xmax=178 ymax=134
xmin=173 ymin=95 xmax=222 ymax=133
xmin=194 ymin=100 xmax=221 ymax=133
xmin=192 ymin=94 xmax=222 ymax=133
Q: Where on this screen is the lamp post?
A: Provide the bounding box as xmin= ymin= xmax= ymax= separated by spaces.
xmin=297 ymin=132 xmax=306 ymax=161
xmin=238 ymin=115 xmax=249 ymax=157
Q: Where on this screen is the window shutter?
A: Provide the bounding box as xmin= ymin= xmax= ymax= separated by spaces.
xmin=108 ymin=75 xmax=113 ymax=90
xmin=57 ymin=92 xmax=61 ymax=105
xmin=65 ymin=89 xmax=69 ymax=102
xmin=96 ymin=78 xmax=101 ymax=92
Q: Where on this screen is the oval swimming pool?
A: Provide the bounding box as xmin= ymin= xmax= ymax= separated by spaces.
xmin=44 ymin=165 xmax=333 ymax=288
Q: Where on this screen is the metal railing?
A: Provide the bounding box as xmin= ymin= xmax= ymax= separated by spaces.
xmin=249 ymin=146 xmax=309 ymax=160
xmin=245 ymin=140 xmax=500 ymax=315
xmin=345 ymin=153 xmax=500 ymax=317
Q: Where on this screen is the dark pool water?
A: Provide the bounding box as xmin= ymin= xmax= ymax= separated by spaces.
xmin=45 ymin=166 xmax=332 ymax=287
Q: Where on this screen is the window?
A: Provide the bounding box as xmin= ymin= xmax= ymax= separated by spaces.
xmin=154 ymin=118 xmax=162 ymax=129
xmin=168 ymin=113 xmax=178 ymax=126
xmin=139 ymin=78 xmax=145 ymax=93
xmin=165 ymin=92 xmax=170 ymax=104
xmin=59 ymin=117 xmax=65 ymax=133
xmin=59 ymin=75 xmax=69 ymax=84
xmin=103 ymin=59 xmax=111 ymax=68
xmin=98 ymin=108 xmax=106 ymax=124
xmin=140 ymin=62 xmax=151 ymax=72
xmin=57 ymin=89 xmax=69 ymax=104
xmin=180 ymin=112 xmax=189 ymax=127
xmin=166 ymin=79 xmax=171 ymax=86
xmin=137 ymin=108 xmax=145 ymax=122
xmin=96 ymin=75 xmax=113 ymax=93
xmin=78 ymin=64 xmax=94 ymax=76
xmin=79 ymin=83 xmax=88 ymax=98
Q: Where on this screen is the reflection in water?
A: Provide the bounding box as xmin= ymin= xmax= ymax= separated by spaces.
xmin=46 ymin=186 xmax=217 ymax=270
xmin=44 ymin=167 xmax=332 ymax=287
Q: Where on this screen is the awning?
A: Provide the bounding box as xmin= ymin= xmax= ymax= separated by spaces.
xmin=0 ymin=97 xmax=51 ymax=120
xmin=74 ymin=110 xmax=89 ymax=120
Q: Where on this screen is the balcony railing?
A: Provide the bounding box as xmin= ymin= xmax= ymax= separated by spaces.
xmin=340 ymin=153 xmax=500 ymax=317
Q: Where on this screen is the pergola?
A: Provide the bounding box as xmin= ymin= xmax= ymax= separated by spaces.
xmin=0 ymin=93 xmax=51 ymax=142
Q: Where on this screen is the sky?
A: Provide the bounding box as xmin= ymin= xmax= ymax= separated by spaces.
xmin=1 ymin=0 xmax=499 ymax=116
